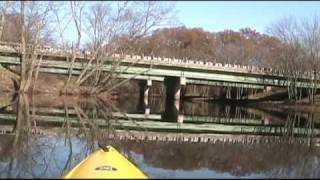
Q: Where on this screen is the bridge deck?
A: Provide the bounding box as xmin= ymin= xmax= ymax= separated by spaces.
xmin=0 ymin=41 xmax=318 ymax=89
xmin=0 ymin=112 xmax=318 ymax=136
xmin=0 ymin=55 xmax=317 ymax=88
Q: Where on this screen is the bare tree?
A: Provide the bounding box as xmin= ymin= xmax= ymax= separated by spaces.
xmin=61 ymin=1 xmax=86 ymax=94
xmin=267 ymin=16 xmax=306 ymax=101
xmin=92 ymin=1 xmax=176 ymax=94
xmin=17 ymin=1 xmax=54 ymax=93
xmin=0 ymin=1 xmax=12 ymax=40
xmin=299 ymin=15 xmax=320 ymax=103
xmin=70 ymin=1 xmax=85 ymax=49
xmin=25 ymin=2 xmax=53 ymax=92
xmin=267 ymin=15 xmax=320 ymax=103
xmin=300 ymin=15 xmax=320 ymax=72
xmin=53 ymin=1 xmax=176 ymax=96
xmin=19 ymin=1 xmax=27 ymax=92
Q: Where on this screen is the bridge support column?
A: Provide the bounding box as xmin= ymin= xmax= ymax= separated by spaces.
xmin=139 ymin=79 xmax=152 ymax=114
xmin=145 ymin=107 xmax=150 ymax=116
xmin=180 ymin=77 xmax=186 ymax=100
xmin=177 ymin=114 xmax=184 ymax=129
xmin=162 ymin=77 xmax=186 ymax=124
xmin=178 ymin=114 xmax=184 ymax=124
xmin=164 ymin=77 xmax=186 ymax=101
xmin=144 ymin=80 xmax=152 ymax=115
xmin=144 ymin=79 xmax=152 ymax=97
xmin=264 ymin=86 xmax=272 ymax=92
xmin=139 ymin=79 xmax=152 ymax=101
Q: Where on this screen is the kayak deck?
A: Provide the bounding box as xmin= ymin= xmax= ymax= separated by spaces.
xmin=63 ymin=146 xmax=148 ymax=179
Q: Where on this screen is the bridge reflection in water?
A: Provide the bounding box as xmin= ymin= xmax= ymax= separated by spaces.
xmin=0 ymin=93 xmax=319 ymax=178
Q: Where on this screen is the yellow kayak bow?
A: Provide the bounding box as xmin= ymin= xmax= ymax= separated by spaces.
xmin=63 ymin=146 xmax=148 ymax=179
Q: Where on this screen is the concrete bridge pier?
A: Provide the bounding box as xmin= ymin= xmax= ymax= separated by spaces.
xmin=177 ymin=114 xmax=184 ymax=124
xmin=138 ymin=79 xmax=152 ymax=114
xmin=161 ymin=77 xmax=185 ymax=122
xmin=177 ymin=114 xmax=184 ymax=129
xmin=264 ymin=86 xmax=272 ymax=92
xmin=144 ymin=96 xmax=150 ymax=116
xmin=164 ymin=77 xmax=186 ymax=101
xmin=139 ymin=79 xmax=152 ymax=103
xmin=161 ymin=99 xmax=181 ymax=123
xmin=161 ymin=77 xmax=187 ymax=124
xmin=145 ymin=79 xmax=152 ymax=98
xmin=144 ymin=80 xmax=152 ymax=116
xmin=145 ymin=107 xmax=150 ymax=115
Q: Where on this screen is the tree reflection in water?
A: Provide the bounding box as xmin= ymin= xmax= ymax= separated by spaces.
xmin=0 ymin=93 xmax=319 ymax=178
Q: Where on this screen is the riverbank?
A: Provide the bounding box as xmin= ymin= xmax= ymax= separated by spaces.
xmin=0 ymin=68 xmax=141 ymax=101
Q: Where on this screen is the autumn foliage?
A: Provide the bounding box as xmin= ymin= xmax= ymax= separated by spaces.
xmin=116 ymin=26 xmax=283 ymax=67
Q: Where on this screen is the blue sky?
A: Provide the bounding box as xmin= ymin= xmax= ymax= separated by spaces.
xmin=61 ymin=1 xmax=320 ymax=46
xmin=175 ymin=1 xmax=320 ymax=33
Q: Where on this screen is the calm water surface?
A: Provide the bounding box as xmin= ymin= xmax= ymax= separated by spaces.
xmin=0 ymin=93 xmax=319 ymax=178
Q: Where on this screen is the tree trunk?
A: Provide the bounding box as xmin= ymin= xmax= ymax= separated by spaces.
xmin=23 ymin=52 xmax=38 ymax=92
xmin=0 ymin=11 xmax=5 ymax=40
xmin=19 ymin=1 xmax=27 ymax=93
xmin=32 ymin=55 xmax=43 ymax=93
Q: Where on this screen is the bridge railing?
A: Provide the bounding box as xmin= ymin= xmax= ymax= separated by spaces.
xmin=0 ymin=41 xmax=315 ymax=80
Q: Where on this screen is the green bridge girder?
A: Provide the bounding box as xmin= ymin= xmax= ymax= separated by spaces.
xmin=0 ymin=55 xmax=319 ymax=88
xmin=0 ymin=113 xmax=318 ymax=136
xmin=1 ymin=107 xmax=263 ymax=125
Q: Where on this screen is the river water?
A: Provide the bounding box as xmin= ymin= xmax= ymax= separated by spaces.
xmin=0 ymin=93 xmax=319 ymax=178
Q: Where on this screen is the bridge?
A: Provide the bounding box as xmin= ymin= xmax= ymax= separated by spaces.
xmin=0 ymin=108 xmax=319 ymax=146
xmin=0 ymin=105 xmax=319 ymax=137
xmin=0 ymin=93 xmax=319 ymax=145
xmin=0 ymin=41 xmax=318 ymax=102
